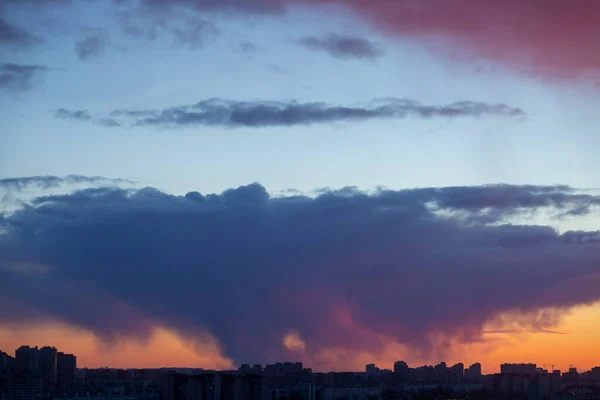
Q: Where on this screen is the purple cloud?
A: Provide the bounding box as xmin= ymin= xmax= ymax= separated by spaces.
xmin=1 ymin=181 xmax=599 ymax=366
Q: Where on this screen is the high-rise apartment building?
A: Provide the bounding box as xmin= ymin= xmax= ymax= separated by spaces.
xmin=465 ymin=362 xmax=482 ymax=381
xmin=365 ymin=364 xmax=379 ymax=375
xmin=500 ymin=363 xmax=537 ymax=375
xmin=1 ymin=351 xmax=15 ymax=375
xmin=56 ymin=352 xmax=76 ymax=387
xmin=450 ymin=363 xmax=464 ymax=382
xmin=393 ymin=361 xmax=409 ymax=374
xmin=38 ymin=347 xmax=57 ymax=386
xmin=15 ymin=347 xmax=39 ymax=376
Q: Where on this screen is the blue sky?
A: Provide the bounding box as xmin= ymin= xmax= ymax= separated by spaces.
xmin=2 ymin=0 xmax=600 ymax=196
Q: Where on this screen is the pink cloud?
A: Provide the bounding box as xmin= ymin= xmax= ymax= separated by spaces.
xmin=138 ymin=0 xmax=600 ymax=79
xmin=295 ymin=0 xmax=600 ymax=80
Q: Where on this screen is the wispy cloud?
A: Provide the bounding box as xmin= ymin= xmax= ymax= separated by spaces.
xmin=297 ymin=33 xmax=383 ymax=60
xmin=0 ymin=175 xmax=133 ymax=191
xmin=54 ymin=108 xmax=123 ymax=128
xmin=137 ymin=0 xmax=283 ymax=14
xmin=53 ymin=97 xmax=525 ymax=129
xmin=116 ymin=11 xmax=221 ymax=53
xmin=0 ymin=17 xmax=42 ymax=50
xmin=75 ymin=27 xmax=109 ymax=61
xmin=172 ymin=17 xmax=219 ymax=49
xmin=54 ymin=108 xmax=92 ymax=121
xmin=0 ymin=63 xmax=49 ymax=93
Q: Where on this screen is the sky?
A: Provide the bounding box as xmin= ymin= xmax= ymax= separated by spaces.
xmin=1 ymin=0 xmax=600 ymax=374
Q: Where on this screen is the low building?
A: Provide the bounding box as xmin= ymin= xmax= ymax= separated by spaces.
xmin=7 ymin=375 xmax=43 ymax=400
xmin=320 ymin=387 xmax=381 ymax=400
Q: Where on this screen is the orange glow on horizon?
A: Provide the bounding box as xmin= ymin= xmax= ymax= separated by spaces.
xmin=0 ymin=322 xmax=233 ymax=370
xmin=1 ymin=302 xmax=599 ymax=374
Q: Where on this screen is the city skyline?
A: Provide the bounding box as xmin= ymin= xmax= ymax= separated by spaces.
xmin=7 ymin=345 xmax=600 ymax=400
xmin=2 ymin=0 xmax=600 ymax=381
xmin=1 ymin=342 xmax=599 ymax=376
xmin=3 ymin=344 xmax=599 ymax=376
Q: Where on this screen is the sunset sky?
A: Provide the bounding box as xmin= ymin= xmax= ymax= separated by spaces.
xmin=1 ymin=0 xmax=600 ymax=374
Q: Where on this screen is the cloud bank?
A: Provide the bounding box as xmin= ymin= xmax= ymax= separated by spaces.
xmin=1 ymin=180 xmax=600 ymax=367
xmin=54 ymin=97 xmax=524 ymax=129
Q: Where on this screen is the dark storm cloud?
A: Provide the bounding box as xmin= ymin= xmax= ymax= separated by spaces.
xmin=560 ymin=230 xmax=600 ymax=244
xmin=0 ymin=63 xmax=48 ymax=93
xmin=75 ymin=28 xmax=109 ymax=60
xmin=1 ymin=181 xmax=600 ymax=365
xmin=297 ymin=34 xmax=383 ymax=60
xmin=55 ymin=98 xmax=524 ymax=129
xmin=0 ymin=17 xmax=42 ymax=49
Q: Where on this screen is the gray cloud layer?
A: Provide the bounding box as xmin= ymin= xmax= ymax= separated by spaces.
xmin=0 ymin=63 xmax=48 ymax=93
xmin=53 ymin=97 xmax=525 ymax=129
xmin=1 ymin=180 xmax=599 ymax=366
xmin=297 ymin=34 xmax=383 ymax=60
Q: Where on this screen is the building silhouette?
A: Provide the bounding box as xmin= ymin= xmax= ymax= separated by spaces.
xmin=393 ymin=361 xmax=409 ymax=374
xmin=501 ymin=363 xmax=538 ymax=375
xmin=56 ymin=352 xmax=76 ymax=387
xmin=0 ymin=351 xmax=15 ymax=376
xmin=38 ymin=347 xmax=57 ymax=386
xmin=6 ymin=344 xmax=600 ymax=400
xmin=466 ymin=362 xmax=482 ymax=378
xmin=14 ymin=347 xmax=38 ymax=376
